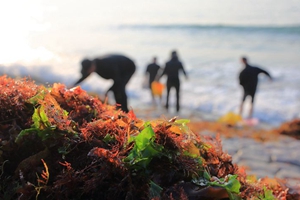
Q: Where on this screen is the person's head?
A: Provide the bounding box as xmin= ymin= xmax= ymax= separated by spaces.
xmin=241 ymin=56 xmax=248 ymax=65
xmin=81 ymin=59 xmax=93 ymax=76
xmin=152 ymin=56 xmax=157 ymax=63
xmin=171 ymin=50 xmax=178 ymax=59
xmin=73 ymin=58 xmax=95 ymax=86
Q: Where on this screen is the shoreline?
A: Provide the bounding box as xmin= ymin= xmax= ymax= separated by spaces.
xmin=131 ymin=102 xmax=300 ymax=142
xmin=131 ymin=102 xmax=278 ymax=130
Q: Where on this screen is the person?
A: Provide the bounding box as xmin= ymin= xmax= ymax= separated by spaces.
xmin=144 ymin=56 xmax=162 ymax=104
xmin=159 ymin=50 xmax=188 ymax=112
xmin=73 ymin=54 xmax=136 ymax=112
xmin=238 ymin=56 xmax=272 ymax=118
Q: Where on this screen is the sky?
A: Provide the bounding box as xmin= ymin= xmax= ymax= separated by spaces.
xmin=1 ymin=0 xmax=300 ymax=64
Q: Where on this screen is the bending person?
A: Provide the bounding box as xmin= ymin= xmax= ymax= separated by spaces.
xmin=239 ymin=56 xmax=272 ymax=118
xmin=74 ymin=54 xmax=136 ymax=112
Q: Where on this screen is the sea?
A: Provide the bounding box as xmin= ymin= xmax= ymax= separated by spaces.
xmin=1 ymin=0 xmax=300 ymax=126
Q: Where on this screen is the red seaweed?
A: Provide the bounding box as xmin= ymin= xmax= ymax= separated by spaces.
xmin=0 ymin=75 xmax=299 ymax=200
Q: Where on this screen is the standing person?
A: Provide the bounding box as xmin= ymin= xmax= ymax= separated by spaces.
xmin=239 ymin=56 xmax=272 ymax=118
xmin=73 ymin=54 xmax=136 ymax=112
xmin=159 ymin=50 xmax=188 ymax=112
xmin=145 ymin=56 xmax=162 ymax=104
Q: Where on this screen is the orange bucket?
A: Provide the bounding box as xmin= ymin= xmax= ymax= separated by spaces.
xmin=151 ymin=81 xmax=164 ymax=96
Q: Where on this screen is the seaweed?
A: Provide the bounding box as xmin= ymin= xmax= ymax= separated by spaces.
xmin=276 ymin=119 xmax=300 ymax=140
xmin=0 ymin=75 xmax=298 ymax=200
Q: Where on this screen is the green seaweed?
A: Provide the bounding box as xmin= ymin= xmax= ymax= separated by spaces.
xmin=149 ymin=180 xmax=163 ymax=199
xmin=258 ymin=187 xmax=276 ymax=200
xmin=27 ymin=90 xmax=47 ymax=106
xmin=103 ymin=134 xmax=116 ymax=144
xmin=209 ymin=174 xmax=241 ymax=200
xmin=124 ymin=125 xmax=164 ymax=169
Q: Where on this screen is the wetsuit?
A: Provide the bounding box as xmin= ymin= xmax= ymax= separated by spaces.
xmin=160 ymin=57 xmax=187 ymax=112
xmin=145 ymin=63 xmax=161 ymax=88
xmin=74 ymin=54 xmax=136 ymax=112
xmin=239 ymin=64 xmax=271 ymax=103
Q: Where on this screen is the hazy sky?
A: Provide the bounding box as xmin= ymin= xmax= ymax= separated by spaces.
xmin=1 ymin=0 xmax=299 ymax=64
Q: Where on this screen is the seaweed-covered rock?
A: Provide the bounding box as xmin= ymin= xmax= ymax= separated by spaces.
xmin=0 ymin=75 xmax=297 ymax=199
xmin=277 ymin=119 xmax=300 ymax=140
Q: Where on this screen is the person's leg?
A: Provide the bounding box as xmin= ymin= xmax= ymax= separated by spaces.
xmin=123 ymin=61 xmax=136 ymax=85
xmin=121 ymin=92 xmax=128 ymax=112
xmin=175 ymin=80 xmax=180 ymax=112
xmin=249 ymin=92 xmax=256 ymax=119
xmin=239 ymin=89 xmax=247 ymax=116
xmin=159 ymin=94 xmax=162 ymax=105
xmin=151 ymin=91 xmax=155 ymax=105
xmin=120 ymin=81 xmax=129 ymax=112
xmin=239 ymin=101 xmax=244 ymax=116
xmin=112 ymin=89 xmax=122 ymax=110
xmin=150 ymin=81 xmax=156 ymax=105
xmin=249 ymin=103 xmax=253 ymax=119
xmin=117 ymin=68 xmax=135 ymax=112
xmin=112 ymin=82 xmax=128 ymax=112
xmin=165 ymin=81 xmax=171 ymax=111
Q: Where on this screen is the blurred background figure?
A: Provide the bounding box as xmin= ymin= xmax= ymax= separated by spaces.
xmin=144 ymin=56 xmax=162 ymax=105
xmin=239 ymin=56 xmax=272 ymax=118
xmin=159 ymin=50 xmax=188 ymax=112
xmin=74 ymin=54 xmax=136 ymax=112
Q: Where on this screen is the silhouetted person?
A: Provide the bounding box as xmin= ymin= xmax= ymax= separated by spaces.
xmin=74 ymin=54 xmax=136 ymax=112
xmin=145 ymin=56 xmax=162 ymax=104
xmin=159 ymin=50 xmax=187 ymax=112
xmin=239 ymin=56 xmax=272 ymax=118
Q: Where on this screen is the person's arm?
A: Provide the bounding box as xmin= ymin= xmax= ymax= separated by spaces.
xmin=73 ymin=60 xmax=95 ymax=86
xmin=145 ymin=65 xmax=150 ymax=75
xmin=158 ymin=65 xmax=167 ymax=80
xmin=180 ymin=62 xmax=188 ymax=79
xmin=143 ymin=65 xmax=150 ymax=88
xmin=105 ymin=85 xmax=114 ymax=97
xmin=154 ymin=66 xmax=163 ymax=81
xmin=239 ymin=73 xmax=243 ymax=85
xmin=259 ymin=68 xmax=272 ymax=80
xmin=73 ymin=74 xmax=89 ymax=87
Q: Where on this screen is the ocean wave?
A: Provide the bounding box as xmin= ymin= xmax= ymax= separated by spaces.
xmin=117 ymin=24 xmax=300 ymax=34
